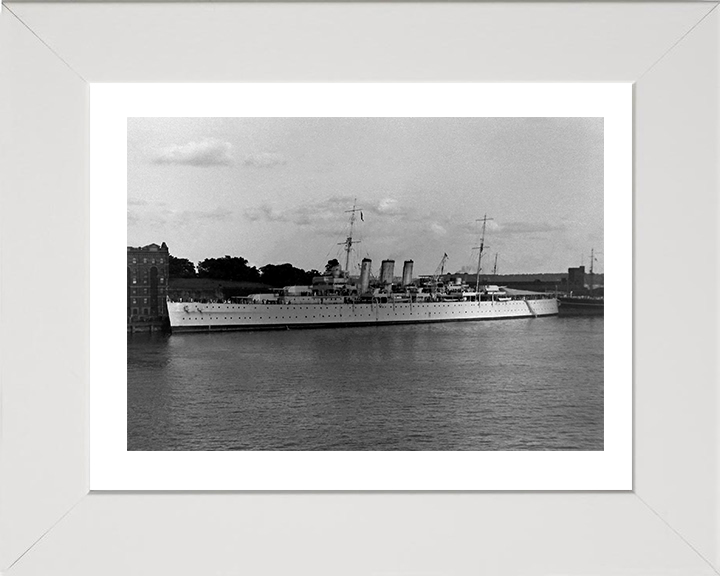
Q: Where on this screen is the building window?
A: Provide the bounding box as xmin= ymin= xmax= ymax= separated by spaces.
xmin=143 ymin=258 xmax=147 ymax=264
xmin=132 ymin=278 xmax=137 ymax=284
xmin=160 ymin=258 xmax=164 ymax=263
xmin=133 ymin=299 xmax=137 ymax=305
xmin=132 ymin=308 xmax=138 ymax=315
xmin=132 ymin=258 xmax=137 ymax=264
xmin=143 ymin=308 xmax=149 ymax=315
xmin=144 ymin=298 xmax=148 ymax=304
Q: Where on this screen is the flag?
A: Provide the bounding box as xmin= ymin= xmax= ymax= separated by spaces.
xmin=360 ymin=211 xmax=364 ymax=221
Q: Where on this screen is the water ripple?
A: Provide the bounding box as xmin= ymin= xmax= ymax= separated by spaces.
xmin=128 ymin=317 xmax=603 ymax=451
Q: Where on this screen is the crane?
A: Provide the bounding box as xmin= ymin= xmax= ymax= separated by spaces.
xmin=428 ymin=253 xmax=449 ymax=292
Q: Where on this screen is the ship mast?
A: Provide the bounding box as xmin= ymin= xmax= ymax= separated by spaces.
xmin=589 ymin=247 xmax=595 ymax=291
xmin=492 ymin=253 xmax=499 ymax=276
xmin=473 ymin=215 xmax=492 ymax=293
xmin=339 ymin=200 xmax=362 ymax=274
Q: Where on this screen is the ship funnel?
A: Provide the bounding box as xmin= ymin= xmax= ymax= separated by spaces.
xmin=402 ymin=260 xmax=414 ymax=286
xmin=359 ymin=258 xmax=372 ymax=294
xmin=380 ymin=259 xmax=395 ymax=288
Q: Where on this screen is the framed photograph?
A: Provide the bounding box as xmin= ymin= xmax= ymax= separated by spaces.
xmin=2 ymin=2 xmax=719 ymax=575
xmin=92 ymin=83 xmax=630 ymax=491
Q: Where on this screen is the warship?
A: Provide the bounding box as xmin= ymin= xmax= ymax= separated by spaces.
xmin=166 ymin=207 xmax=559 ymax=333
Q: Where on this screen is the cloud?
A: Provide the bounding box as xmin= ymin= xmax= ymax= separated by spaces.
xmin=176 ymin=207 xmax=231 ymax=222
xmin=362 ymin=197 xmax=408 ymax=217
xmin=377 ymin=198 xmax=400 ymax=214
xmin=128 ymin=206 xmax=230 ymax=231
xmin=153 ymin=139 xmax=233 ymax=166
xmin=246 ymin=196 xmax=389 ymax=230
xmin=244 ymin=204 xmax=289 ymax=223
xmin=430 ymin=223 xmax=447 ymax=236
xmin=127 ymin=207 xmax=167 ymax=228
xmin=244 ymin=196 xmax=422 ymax=236
xmin=243 ymin=152 xmax=287 ymax=168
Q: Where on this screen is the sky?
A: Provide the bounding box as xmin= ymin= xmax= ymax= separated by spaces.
xmin=128 ymin=117 xmax=603 ymax=276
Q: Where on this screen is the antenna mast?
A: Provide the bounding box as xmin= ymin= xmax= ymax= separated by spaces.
xmin=473 ymin=214 xmax=492 ymax=292
xmin=339 ymin=200 xmax=362 ymax=274
xmin=473 ymin=215 xmax=493 ymax=294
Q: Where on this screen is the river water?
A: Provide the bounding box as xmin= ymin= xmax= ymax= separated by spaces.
xmin=128 ymin=316 xmax=603 ymax=451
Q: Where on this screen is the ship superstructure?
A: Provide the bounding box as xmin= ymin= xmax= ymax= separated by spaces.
xmin=166 ymin=205 xmax=559 ymax=333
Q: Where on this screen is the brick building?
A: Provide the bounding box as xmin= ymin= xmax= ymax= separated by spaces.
xmin=127 ymin=242 xmax=170 ymax=331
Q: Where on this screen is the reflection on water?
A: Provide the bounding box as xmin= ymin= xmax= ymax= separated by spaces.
xmin=128 ymin=317 xmax=603 ymax=451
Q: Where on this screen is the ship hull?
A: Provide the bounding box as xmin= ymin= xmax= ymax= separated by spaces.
xmin=557 ymin=297 xmax=604 ymax=316
xmin=167 ymin=298 xmax=559 ymax=333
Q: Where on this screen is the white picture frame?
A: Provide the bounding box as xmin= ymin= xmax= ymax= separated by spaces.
xmin=1 ymin=2 xmax=718 ymax=574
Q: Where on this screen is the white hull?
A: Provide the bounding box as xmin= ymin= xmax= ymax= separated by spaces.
xmin=167 ymin=298 xmax=559 ymax=332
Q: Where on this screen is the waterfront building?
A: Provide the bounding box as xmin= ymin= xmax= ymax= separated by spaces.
xmin=127 ymin=242 xmax=169 ymax=331
xmin=567 ymin=266 xmax=586 ymax=293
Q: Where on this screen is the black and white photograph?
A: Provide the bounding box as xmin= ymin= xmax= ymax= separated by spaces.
xmin=6 ymin=2 xmax=718 ymax=573
xmin=127 ymin=116 xmax=604 ymax=452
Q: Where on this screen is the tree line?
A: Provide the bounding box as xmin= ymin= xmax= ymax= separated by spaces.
xmin=169 ymin=255 xmax=321 ymax=288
